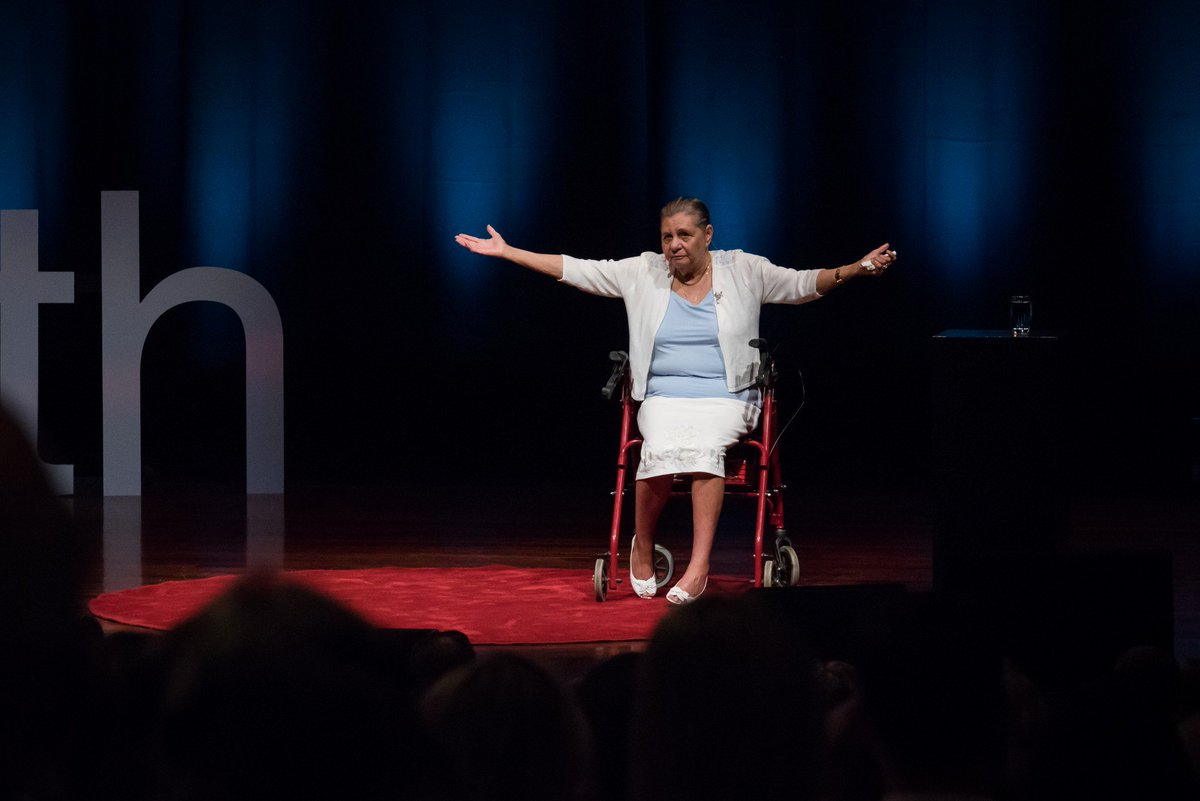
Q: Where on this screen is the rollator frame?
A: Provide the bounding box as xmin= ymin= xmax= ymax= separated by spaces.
xmin=593 ymin=340 xmax=799 ymax=601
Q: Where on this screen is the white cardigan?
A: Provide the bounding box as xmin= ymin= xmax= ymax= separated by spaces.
xmin=560 ymin=249 xmax=823 ymax=401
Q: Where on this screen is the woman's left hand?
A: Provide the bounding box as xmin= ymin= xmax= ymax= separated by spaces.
xmin=858 ymin=243 xmax=897 ymax=277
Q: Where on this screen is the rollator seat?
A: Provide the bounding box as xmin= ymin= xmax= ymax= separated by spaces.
xmin=668 ymin=449 xmax=758 ymax=490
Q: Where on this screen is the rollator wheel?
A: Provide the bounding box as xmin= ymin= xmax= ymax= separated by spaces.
xmin=762 ymin=558 xmax=777 ymax=588
xmin=593 ymin=557 xmax=609 ymax=602
xmin=653 ymin=544 xmax=674 ymax=589
xmin=778 ymin=544 xmax=801 ymax=587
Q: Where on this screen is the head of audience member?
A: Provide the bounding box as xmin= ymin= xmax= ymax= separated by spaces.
xmin=575 ymin=650 xmax=642 ymax=801
xmin=151 ymin=574 xmax=433 ymax=801
xmin=0 ymin=405 xmax=90 ymax=800
xmin=420 ymin=652 xmax=593 ymax=801
xmin=815 ymin=659 xmax=885 ymax=801
xmin=408 ymin=629 xmax=475 ymax=696
xmin=630 ymin=594 xmax=824 ymax=801
xmin=1112 ymin=644 xmax=1182 ymax=722
xmin=0 ymin=404 xmax=77 ymax=632
xmin=856 ymin=592 xmax=1008 ymax=799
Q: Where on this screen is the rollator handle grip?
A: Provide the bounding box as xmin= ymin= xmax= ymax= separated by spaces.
xmin=601 ymin=350 xmax=630 ymax=400
xmin=750 ymin=339 xmax=776 ymax=388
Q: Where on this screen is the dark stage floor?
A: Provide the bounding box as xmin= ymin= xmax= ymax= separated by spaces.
xmin=72 ymin=482 xmax=1200 ymax=679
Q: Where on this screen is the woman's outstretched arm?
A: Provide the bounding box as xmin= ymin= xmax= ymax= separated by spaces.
xmin=454 ymin=225 xmax=564 ymax=279
xmin=814 ymin=243 xmax=897 ymax=294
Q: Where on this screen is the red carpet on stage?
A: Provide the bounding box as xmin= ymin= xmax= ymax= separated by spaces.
xmin=88 ymin=566 xmax=750 ymax=645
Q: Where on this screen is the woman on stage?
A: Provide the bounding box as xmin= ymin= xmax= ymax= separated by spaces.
xmin=456 ymin=197 xmax=895 ymax=605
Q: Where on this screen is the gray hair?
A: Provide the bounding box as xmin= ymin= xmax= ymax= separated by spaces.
xmin=659 ymin=197 xmax=711 ymax=229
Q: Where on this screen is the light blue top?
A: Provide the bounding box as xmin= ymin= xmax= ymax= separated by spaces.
xmin=646 ymin=291 xmax=758 ymax=403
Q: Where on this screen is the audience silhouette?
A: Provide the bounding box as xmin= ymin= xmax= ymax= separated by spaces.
xmin=630 ymin=595 xmax=824 ymax=801
xmin=0 ymin=405 xmax=94 ymax=800
xmin=149 ymin=574 xmax=436 ymax=801
xmin=4 ymin=403 xmax=1200 ymax=801
xmin=420 ymin=651 xmax=592 ymax=801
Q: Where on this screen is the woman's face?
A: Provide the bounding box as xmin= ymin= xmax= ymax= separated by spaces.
xmin=660 ymin=212 xmax=713 ymax=273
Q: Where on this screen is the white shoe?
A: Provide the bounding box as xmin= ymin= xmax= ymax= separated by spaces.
xmin=629 ymin=535 xmax=657 ymax=599
xmin=666 ymin=576 xmax=708 ymax=606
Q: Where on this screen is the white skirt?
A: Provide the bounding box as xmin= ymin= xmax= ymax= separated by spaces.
xmin=636 ymin=396 xmax=761 ymax=480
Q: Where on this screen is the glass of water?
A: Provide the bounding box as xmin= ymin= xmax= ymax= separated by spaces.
xmin=1010 ymin=295 xmax=1032 ymax=337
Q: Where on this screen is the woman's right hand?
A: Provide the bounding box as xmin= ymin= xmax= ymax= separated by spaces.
xmin=454 ymin=225 xmax=507 ymax=258
xmin=453 ymin=226 xmax=564 ymax=278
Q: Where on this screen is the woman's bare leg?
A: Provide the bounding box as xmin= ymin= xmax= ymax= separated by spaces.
xmin=675 ymin=474 xmax=724 ymax=596
xmin=633 ymin=475 xmax=672 ymax=580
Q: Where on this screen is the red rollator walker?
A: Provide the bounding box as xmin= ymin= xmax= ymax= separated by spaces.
xmin=592 ymin=339 xmax=801 ymax=601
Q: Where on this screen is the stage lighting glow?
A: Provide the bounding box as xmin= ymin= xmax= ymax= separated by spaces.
xmin=925 ymin=140 xmax=988 ymax=287
xmin=0 ymin=3 xmax=66 ymax=210
xmin=249 ymin=2 xmax=306 ymax=275
xmin=655 ymin=31 xmax=785 ymax=253
xmin=1132 ymin=5 xmax=1200 ymax=271
xmin=185 ymin=38 xmax=254 ymax=274
xmin=922 ymin=2 xmax=1041 ymax=298
xmin=431 ymin=90 xmax=510 ymax=289
xmin=183 ymin=0 xmax=302 ymax=279
xmin=425 ymin=5 xmax=557 ymax=295
xmin=0 ymin=76 xmax=37 ymax=209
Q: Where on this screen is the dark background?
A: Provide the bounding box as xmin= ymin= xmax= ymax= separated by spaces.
xmin=3 ymin=0 xmax=1197 ymax=497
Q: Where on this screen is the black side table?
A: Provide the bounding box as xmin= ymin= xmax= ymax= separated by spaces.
xmin=931 ymin=330 xmax=1068 ymax=592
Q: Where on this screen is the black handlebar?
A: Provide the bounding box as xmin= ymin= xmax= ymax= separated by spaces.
xmin=601 ymin=350 xmax=629 ymax=400
xmin=751 ymin=338 xmax=777 ymax=388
